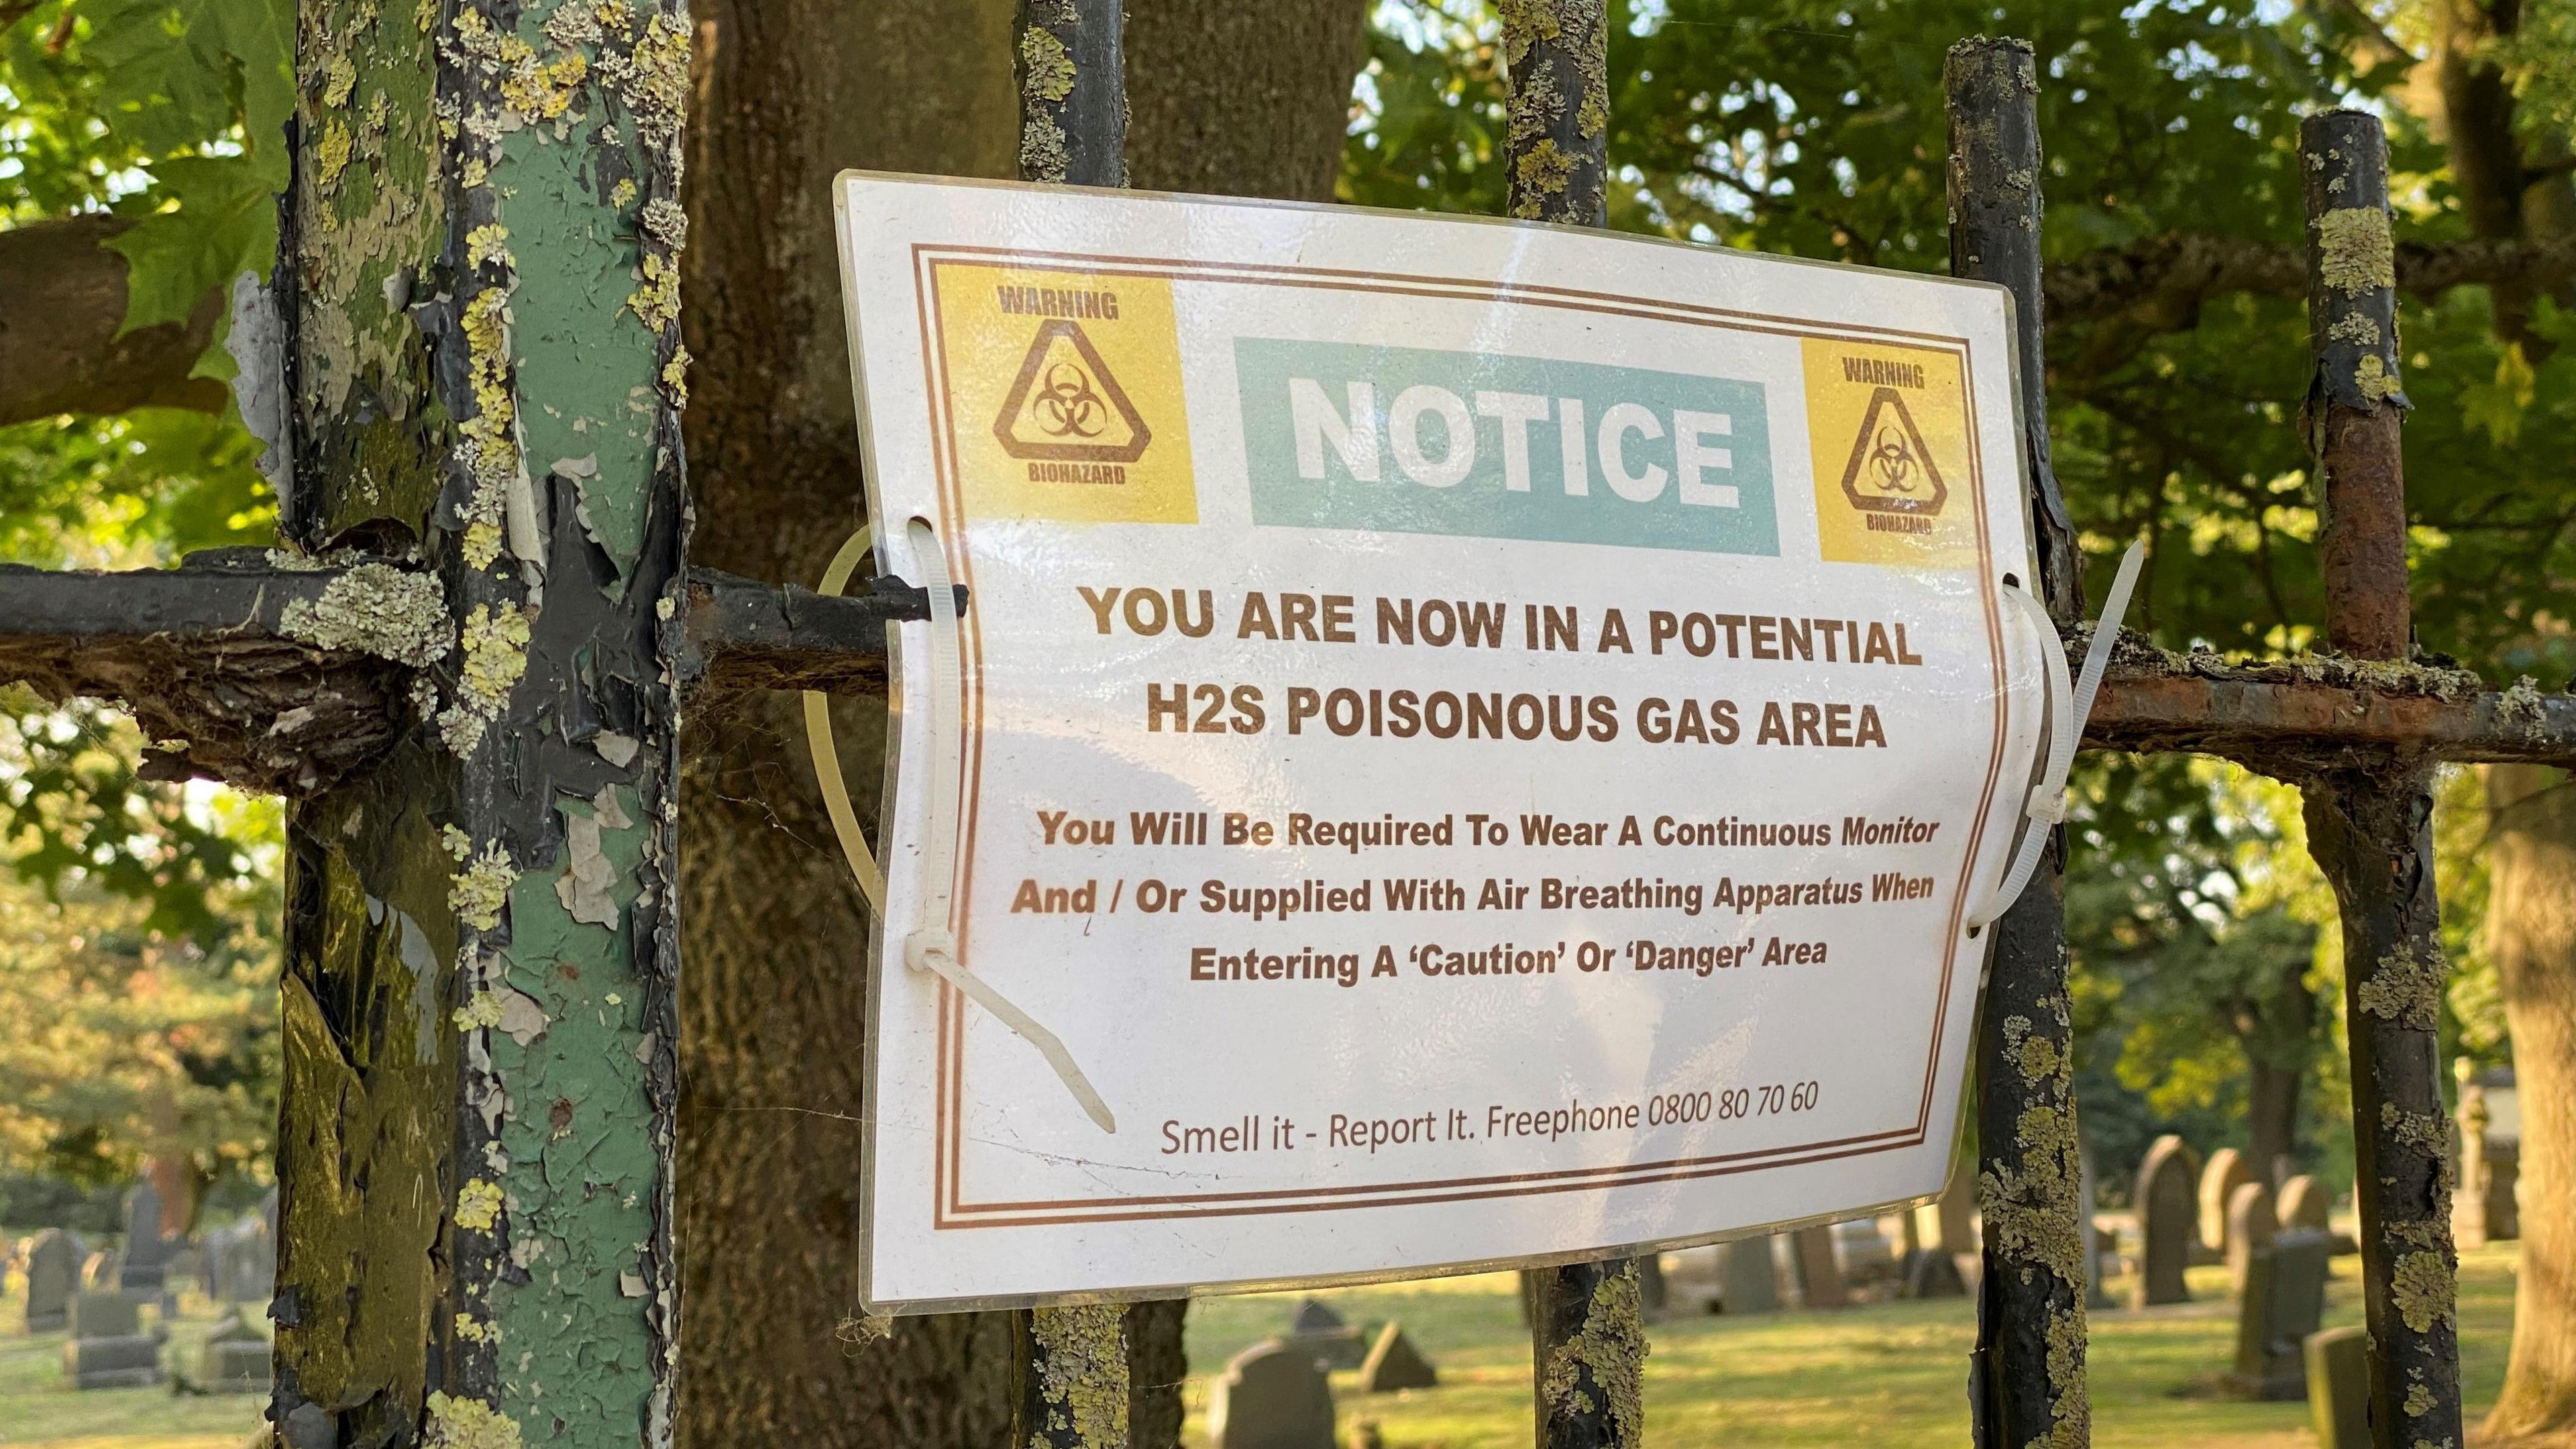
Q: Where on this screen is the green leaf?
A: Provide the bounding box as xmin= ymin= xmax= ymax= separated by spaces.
xmin=103 ymin=156 xmax=277 ymax=335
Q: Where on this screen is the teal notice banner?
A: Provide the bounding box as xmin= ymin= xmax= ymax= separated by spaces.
xmin=1234 ymin=337 xmax=1777 ymax=555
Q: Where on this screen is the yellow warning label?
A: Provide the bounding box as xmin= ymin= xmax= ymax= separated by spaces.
xmin=932 ymin=266 xmax=1196 ymax=524
xmin=1802 ymin=340 xmax=1977 ymax=568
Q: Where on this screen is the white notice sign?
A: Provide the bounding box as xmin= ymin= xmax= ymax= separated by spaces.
xmin=836 ymin=174 xmax=2047 ymax=1311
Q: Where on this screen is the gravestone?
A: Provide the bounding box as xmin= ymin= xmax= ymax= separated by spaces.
xmin=70 ymin=1290 xmax=142 ymax=1338
xmin=2226 ymin=1230 xmax=2331 ymax=1400
xmin=2276 ymin=1175 xmax=2331 ymax=1234
xmin=1720 ymin=1236 xmax=1780 ymax=1314
xmin=2304 ymin=1325 xmax=2371 ymax=1449
xmin=2224 ymin=1179 xmax=2278 ymax=1296
xmin=1356 ymin=1322 xmax=1436 ymax=1393
xmin=64 ymin=1289 xmax=160 ymax=1389
xmin=23 ymin=1229 xmax=80 ymax=1332
xmin=1902 ymin=1244 xmax=1968 ymax=1299
xmin=2456 ymin=1065 xmax=2520 ymax=1247
xmin=115 ymin=1178 xmax=174 ymax=1293
xmin=2135 ymin=1134 xmax=2198 ymax=1305
xmin=1285 ymin=1297 xmax=1367 ymax=1371
xmin=2200 ymin=1146 xmax=2254 ymax=1260
xmin=199 ymin=1309 xmax=271 ymax=1394
xmin=1208 ymin=1338 xmax=1338 ymax=1449
xmin=221 ymin=1219 xmax=276 ymax=1304
xmin=1789 ymin=1225 xmax=1849 ymax=1309
xmin=1904 ymin=1169 xmax=1973 ymax=1299
xmin=2078 ymin=1136 xmax=2113 ymax=1309
xmin=197 ymin=1223 xmax=229 ymax=1299
xmin=1831 ymin=1217 xmax=1898 ymax=1283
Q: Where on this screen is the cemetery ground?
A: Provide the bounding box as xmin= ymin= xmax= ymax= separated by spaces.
xmin=1180 ymin=1243 xmax=2525 ymax=1449
xmin=0 ymin=1241 xmax=2525 ymax=1448
xmin=0 ymin=1272 xmax=261 ymax=1449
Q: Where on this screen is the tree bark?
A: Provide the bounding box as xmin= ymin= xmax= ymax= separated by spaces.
xmin=2481 ymin=764 xmax=2576 ymax=1439
xmin=0 ymin=215 xmax=227 ymax=426
xmin=1122 ymin=0 xmax=1371 ymax=203
xmin=674 ymin=4 xmax=1365 ymax=1445
xmin=676 ymin=4 xmax=1022 ymax=1444
xmin=2244 ymin=1048 xmax=2304 ymax=1189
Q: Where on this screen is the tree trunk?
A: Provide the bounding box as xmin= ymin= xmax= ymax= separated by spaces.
xmin=2481 ymin=765 xmax=2576 ymax=1438
xmin=674 ymin=4 xmax=1367 ymax=1445
xmin=2424 ymin=8 xmax=2576 ymax=1437
xmin=2244 ymin=1055 xmax=2303 ymax=1189
xmin=2242 ymin=961 xmax=2315 ymax=1186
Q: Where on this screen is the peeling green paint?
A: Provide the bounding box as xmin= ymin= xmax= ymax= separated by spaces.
xmin=281 ymin=6 xmax=686 ymax=1447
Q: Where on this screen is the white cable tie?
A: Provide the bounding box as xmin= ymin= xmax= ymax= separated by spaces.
xmin=902 ymin=517 xmax=1118 ymax=1134
xmin=1968 ymin=539 xmax=2148 ymax=928
xmin=802 ymin=524 xmax=887 ymax=916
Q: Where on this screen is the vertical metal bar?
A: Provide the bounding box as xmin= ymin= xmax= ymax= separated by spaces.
xmin=1011 ymin=8 xmax=1161 ymax=1444
xmin=1496 ymin=6 xmax=1644 ymax=1445
xmin=2302 ymin=111 xmax=2413 ymax=661
xmin=1502 ymin=0 xmax=1611 ymax=225
xmin=1943 ymin=38 xmax=2094 ymax=1449
xmin=1533 ymin=1258 xmax=1648 ymax=1448
xmin=274 ymin=3 xmax=688 ymax=1446
xmin=2296 ymin=111 xmax=2462 ymax=1449
xmin=1020 ymin=1305 xmax=1132 ymax=1449
xmin=1016 ymin=0 xmax=1128 ymax=188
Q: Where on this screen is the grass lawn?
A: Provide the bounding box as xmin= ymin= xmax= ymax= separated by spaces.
xmin=1 ymin=1241 xmax=2524 ymax=1448
xmin=0 ymin=1269 xmax=263 ymax=1449
xmin=1179 ymin=1242 xmax=2525 ymax=1448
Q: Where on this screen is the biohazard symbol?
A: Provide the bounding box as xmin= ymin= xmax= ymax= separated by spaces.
xmin=1835 ymin=385 xmax=1947 ymax=517
xmin=991 ymin=319 xmax=1152 ymax=464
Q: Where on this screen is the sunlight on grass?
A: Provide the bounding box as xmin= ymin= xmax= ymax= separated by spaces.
xmin=1181 ymin=1244 xmax=2524 ymax=1448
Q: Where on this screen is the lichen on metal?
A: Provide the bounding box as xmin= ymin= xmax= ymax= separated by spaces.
xmin=2031 ymin=1302 xmax=2092 ymax=1449
xmin=1028 ymin=1304 xmax=1129 ymax=1449
xmin=425 ymin=1391 xmax=524 ymax=1449
xmin=1537 ymin=1264 xmax=1648 ymax=1442
xmin=2316 ymin=207 xmax=2395 ymax=294
xmin=2354 ymin=937 xmax=2445 ymax=1030
xmin=454 ymin=990 xmax=507 ymax=1031
xmin=2390 ymin=1248 xmax=2457 ymax=1333
xmin=2380 ymin=1102 xmax=2455 ymax=1169
xmin=439 ymin=601 xmax=533 ymax=752
xmin=280 ymin=562 xmax=454 ymax=667
xmin=451 ymin=843 xmax=519 ymax=930
xmin=1980 ymin=1008 xmax=2089 ymax=1288
xmin=1022 ymin=27 xmax=1077 ymax=105
xmin=2355 ymin=353 xmax=2403 ymax=403
xmin=456 ymin=1179 xmax=506 ymax=1234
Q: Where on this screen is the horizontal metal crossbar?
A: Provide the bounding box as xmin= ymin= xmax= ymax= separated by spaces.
xmin=2082 ymin=633 xmax=2576 ymax=773
xmin=0 ymin=550 xmax=952 ymax=794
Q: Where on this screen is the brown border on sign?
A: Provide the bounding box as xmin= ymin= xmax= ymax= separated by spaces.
xmin=904 ymin=244 xmax=2013 ymax=1229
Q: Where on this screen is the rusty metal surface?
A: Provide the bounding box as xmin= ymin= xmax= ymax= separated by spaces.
xmin=2080 ymin=640 xmax=2576 ymax=773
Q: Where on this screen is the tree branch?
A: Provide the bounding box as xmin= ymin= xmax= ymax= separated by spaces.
xmin=0 ymin=214 xmax=228 ymax=427
xmin=2041 ymin=229 xmax=2576 ymax=360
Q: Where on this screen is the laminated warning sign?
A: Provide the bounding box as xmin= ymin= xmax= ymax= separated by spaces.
xmin=835 ymin=174 xmax=2048 ymax=1311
